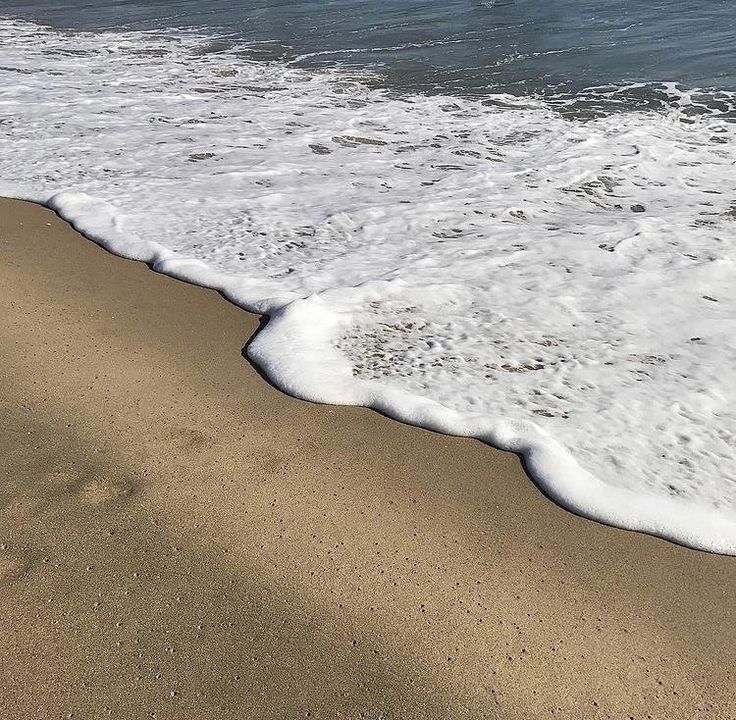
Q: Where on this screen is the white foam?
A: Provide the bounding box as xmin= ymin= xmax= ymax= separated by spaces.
xmin=1 ymin=18 xmax=734 ymax=553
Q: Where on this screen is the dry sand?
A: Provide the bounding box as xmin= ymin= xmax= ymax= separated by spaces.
xmin=0 ymin=197 xmax=734 ymax=719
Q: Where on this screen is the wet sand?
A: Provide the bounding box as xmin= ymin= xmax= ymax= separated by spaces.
xmin=1 ymin=197 xmax=734 ymax=719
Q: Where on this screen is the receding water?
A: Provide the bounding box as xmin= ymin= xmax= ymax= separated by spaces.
xmin=5 ymin=0 xmax=736 ymax=98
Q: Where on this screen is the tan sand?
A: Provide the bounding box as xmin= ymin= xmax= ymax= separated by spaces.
xmin=0 ymin=197 xmax=734 ymax=719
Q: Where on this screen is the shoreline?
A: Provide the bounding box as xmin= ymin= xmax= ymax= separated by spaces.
xmin=1 ymin=197 xmax=734 ymax=718
xmin=39 ymin=188 xmax=736 ymax=556
xmin=3 ymin=13 xmax=736 ymax=556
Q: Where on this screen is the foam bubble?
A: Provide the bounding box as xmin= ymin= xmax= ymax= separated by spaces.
xmin=1 ymin=18 xmax=734 ymax=553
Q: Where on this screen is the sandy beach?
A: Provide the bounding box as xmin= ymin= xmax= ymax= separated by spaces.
xmin=0 ymin=196 xmax=734 ymax=719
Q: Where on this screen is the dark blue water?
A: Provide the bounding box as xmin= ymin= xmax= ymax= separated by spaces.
xmin=4 ymin=1 xmax=736 ymax=99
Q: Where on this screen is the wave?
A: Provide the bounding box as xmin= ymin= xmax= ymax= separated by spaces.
xmin=1 ymin=18 xmax=734 ymax=553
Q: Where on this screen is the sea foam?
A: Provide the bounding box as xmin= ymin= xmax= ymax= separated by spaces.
xmin=1 ymin=19 xmax=734 ymax=553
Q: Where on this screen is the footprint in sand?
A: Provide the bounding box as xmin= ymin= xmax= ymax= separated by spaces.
xmin=78 ymin=477 xmax=134 ymax=505
xmin=43 ymin=469 xmax=135 ymax=504
xmin=0 ymin=553 xmax=31 ymax=582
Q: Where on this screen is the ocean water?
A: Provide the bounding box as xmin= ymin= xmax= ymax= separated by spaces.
xmin=1 ymin=3 xmax=735 ymax=553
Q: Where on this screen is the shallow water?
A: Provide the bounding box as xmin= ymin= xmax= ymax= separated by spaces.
xmin=5 ymin=0 xmax=736 ymax=97
xmin=1 ymin=9 xmax=735 ymax=553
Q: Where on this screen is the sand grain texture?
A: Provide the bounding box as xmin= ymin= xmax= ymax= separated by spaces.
xmin=0 ymin=198 xmax=734 ymax=719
